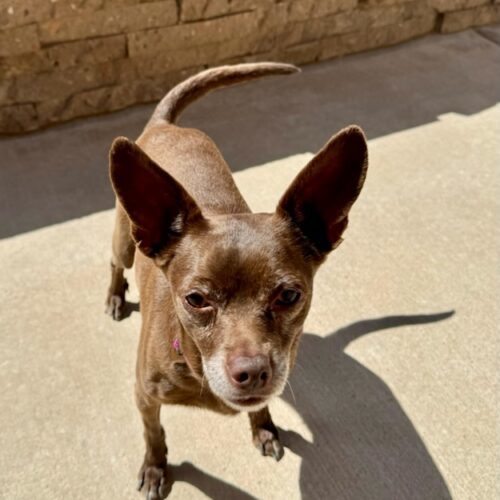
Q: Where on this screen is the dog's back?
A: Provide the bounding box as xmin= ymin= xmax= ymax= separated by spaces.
xmin=137 ymin=125 xmax=247 ymax=216
xmin=136 ymin=63 xmax=298 ymax=216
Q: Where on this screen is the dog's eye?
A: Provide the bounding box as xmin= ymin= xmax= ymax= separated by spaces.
xmin=275 ymin=289 xmax=301 ymax=307
xmin=185 ymin=292 xmax=210 ymax=309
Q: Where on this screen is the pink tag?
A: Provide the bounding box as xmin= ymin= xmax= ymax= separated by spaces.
xmin=172 ymin=338 xmax=181 ymax=354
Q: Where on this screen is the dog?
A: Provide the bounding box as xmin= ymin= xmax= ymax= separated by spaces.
xmin=105 ymin=62 xmax=368 ymax=499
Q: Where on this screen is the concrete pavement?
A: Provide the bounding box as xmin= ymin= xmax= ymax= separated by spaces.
xmin=1 ymin=28 xmax=499 ymax=499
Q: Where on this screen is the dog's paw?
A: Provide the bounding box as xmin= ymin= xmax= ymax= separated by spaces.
xmin=137 ymin=462 xmax=169 ymax=499
xmin=105 ymin=275 xmax=129 ymax=321
xmin=253 ymin=428 xmax=284 ymax=461
xmin=105 ymin=293 xmax=125 ymax=320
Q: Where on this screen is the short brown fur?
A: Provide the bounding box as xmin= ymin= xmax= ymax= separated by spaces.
xmin=105 ymin=63 xmax=368 ymax=499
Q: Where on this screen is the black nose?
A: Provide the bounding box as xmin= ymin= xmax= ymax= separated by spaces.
xmin=227 ymin=354 xmax=271 ymax=390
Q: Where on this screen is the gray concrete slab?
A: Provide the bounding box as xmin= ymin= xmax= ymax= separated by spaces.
xmin=0 ymin=29 xmax=499 ymax=499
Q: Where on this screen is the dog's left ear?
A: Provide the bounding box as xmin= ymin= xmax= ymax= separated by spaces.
xmin=277 ymin=126 xmax=368 ymax=259
xmin=109 ymin=137 xmax=203 ymax=264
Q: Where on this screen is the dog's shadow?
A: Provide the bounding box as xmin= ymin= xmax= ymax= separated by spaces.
xmin=162 ymin=462 xmax=256 ymax=499
xmin=280 ymin=312 xmax=454 ymax=499
xmin=161 ymin=312 xmax=454 ymax=498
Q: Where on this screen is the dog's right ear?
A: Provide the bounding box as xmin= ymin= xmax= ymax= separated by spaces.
xmin=109 ymin=137 xmax=203 ymax=263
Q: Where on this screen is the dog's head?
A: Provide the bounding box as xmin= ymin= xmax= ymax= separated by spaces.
xmin=110 ymin=126 xmax=368 ymax=412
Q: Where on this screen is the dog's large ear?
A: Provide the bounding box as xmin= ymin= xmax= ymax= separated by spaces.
xmin=109 ymin=137 xmax=203 ymax=263
xmin=277 ymin=126 xmax=368 ymax=259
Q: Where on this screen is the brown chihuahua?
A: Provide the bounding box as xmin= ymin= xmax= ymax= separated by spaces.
xmin=105 ymin=62 xmax=368 ymax=499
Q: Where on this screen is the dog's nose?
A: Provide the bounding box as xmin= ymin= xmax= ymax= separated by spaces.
xmin=227 ymin=354 xmax=271 ymax=390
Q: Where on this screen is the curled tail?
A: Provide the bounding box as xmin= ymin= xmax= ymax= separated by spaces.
xmin=148 ymin=62 xmax=300 ymax=126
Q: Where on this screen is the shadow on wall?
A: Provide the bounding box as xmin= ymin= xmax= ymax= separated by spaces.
xmin=162 ymin=311 xmax=454 ymax=499
xmin=1 ymin=30 xmax=499 ymax=238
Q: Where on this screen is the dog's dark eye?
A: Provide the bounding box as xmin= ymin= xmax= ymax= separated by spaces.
xmin=185 ymin=292 xmax=210 ymax=309
xmin=275 ymin=289 xmax=301 ymax=307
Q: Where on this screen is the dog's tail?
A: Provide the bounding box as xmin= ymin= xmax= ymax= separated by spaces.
xmin=147 ymin=62 xmax=300 ymax=126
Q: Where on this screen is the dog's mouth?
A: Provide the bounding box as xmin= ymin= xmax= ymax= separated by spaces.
xmin=223 ymin=394 xmax=271 ymax=412
xmin=230 ymin=396 xmax=267 ymax=406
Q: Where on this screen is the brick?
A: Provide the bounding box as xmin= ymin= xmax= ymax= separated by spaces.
xmin=256 ymin=1 xmax=289 ymax=47
xmin=39 ymin=1 xmax=178 ymax=44
xmin=229 ymin=0 xmax=271 ymax=10
xmin=0 ymin=35 xmax=126 ymax=79
xmin=180 ymin=0 xmax=272 ymax=20
xmin=36 ymin=87 xmax=120 ymax=127
xmin=441 ymin=4 xmax=500 ymax=32
xmin=53 ymin=0 xmax=142 ymax=18
xmin=35 ymin=67 xmax=201 ymax=128
xmin=180 ymin=0 xmax=209 ymax=21
xmin=131 ymin=33 xmax=278 ymax=81
xmin=36 ymin=82 xmax=150 ymax=127
xmin=303 ymin=2 xmax=433 ymax=41
xmin=128 ymin=11 xmax=259 ymax=57
xmin=115 ymin=67 xmax=203 ymax=106
xmin=281 ymin=22 xmax=306 ymax=47
xmin=204 ymin=0 xmax=231 ymax=18
xmin=132 ymin=45 xmax=218 ymax=77
xmin=183 ymin=0 xmax=235 ymax=21
xmin=0 ymin=51 xmax=51 ymax=79
xmin=215 ymin=32 xmax=265 ymax=59
xmin=312 ymin=0 xmax=358 ymax=18
xmin=0 ymin=75 xmax=14 ymax=105
xmin=0 ymin=103 xmax=37 ymax=132
xmin=35 ymin=96 xmax=68 ymax=126
xmin=107 ymin=79 xmax=161 ymax=110
xmin=43 ymin=87 xmax=115 ymax=123
xmin=53 ymin=0 xmax=105 ymax=18
xmin=283 ymin=40 xmax=321 ymax=65
xmin=319 ymin=10 xmax=436 ymax=60
xmin=288 ymin=0 xmax=314 ymax=22
xmin=45 ymin=35 xmax=126 ymax=71
xmin=218 ymin=49 xmax=278 ymax=66
xmin=105 ymin=0 xmax=141 ymax=6
xmin=130 ymin=31 xmax=268 ymax=79
xmin=429 ymin=0 xmax=490 ymax=13
xmin=0 ymin=0 xmax=53 ymax=28
xmin=0 ymin=24 xmax=39 ymax=57
xmin=14 ymin=60 xmax=122 ymax=102
xmin=107 ymin=67 xmax=202 ymax=110
xmin=361 ymin=0 xmax=416 ymax=5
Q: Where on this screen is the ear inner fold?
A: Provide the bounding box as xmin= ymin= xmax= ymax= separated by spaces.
xmin=277 ymin=126 xmax=368 ymax=257
xmin=109 ymin=137 xmax=202 ymax=259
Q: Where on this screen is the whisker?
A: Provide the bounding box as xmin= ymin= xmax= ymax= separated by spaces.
xmin=293 ymin=360 xmax=305 ymax=371
xmin=286 ymin=379 xmax=297 ymax=404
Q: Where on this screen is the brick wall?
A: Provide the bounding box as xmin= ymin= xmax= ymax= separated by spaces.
xmin=0 ymin=0 xmax=499 ymax=133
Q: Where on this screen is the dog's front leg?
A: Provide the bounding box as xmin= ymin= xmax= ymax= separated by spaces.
xmin=248 ymin=406 xmax=284 ymax=461
xmin=105 ymin=202 xmax=135 ymax=320
xmin=136 ymin=388 xmax=168 ymax=499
